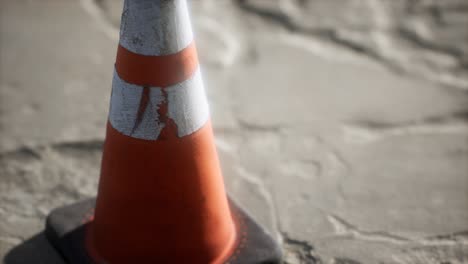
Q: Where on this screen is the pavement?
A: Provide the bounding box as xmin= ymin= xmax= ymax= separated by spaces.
xmin=1 ymin=0 xmax=468 ymax=263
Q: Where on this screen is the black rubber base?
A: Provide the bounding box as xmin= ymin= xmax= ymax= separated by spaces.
xmin=45 ymin=198 xmax=282 ymax=264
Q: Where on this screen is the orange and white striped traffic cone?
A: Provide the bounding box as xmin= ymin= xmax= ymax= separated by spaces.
xmin=45 ymin=0 xmax=281 ymax=263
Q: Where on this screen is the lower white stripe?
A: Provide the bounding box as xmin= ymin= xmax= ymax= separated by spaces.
xmin=109 ymin=68 xmax=209 ymax=140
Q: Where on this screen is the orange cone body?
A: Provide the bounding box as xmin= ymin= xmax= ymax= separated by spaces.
xmin=88 ymin=123 xmax=236 ymax=263
xmin=86 ymin=0 xmax=236 ymax=263
xmin=45 ymin=1 xmax=282 ymax=263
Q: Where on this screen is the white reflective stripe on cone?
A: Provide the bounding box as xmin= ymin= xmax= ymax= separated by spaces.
xmin=109 ymin=68 xmax=209 ymax=140
xmin=119 ymin=0 xmax=193 ymax=56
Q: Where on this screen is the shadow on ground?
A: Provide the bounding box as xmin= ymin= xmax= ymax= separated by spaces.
xmin=3 ymin=232 xmax=65 ymax=264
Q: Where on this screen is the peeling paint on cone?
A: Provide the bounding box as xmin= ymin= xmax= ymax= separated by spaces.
xmin=109 ymin=68 xmax=209 ymax=140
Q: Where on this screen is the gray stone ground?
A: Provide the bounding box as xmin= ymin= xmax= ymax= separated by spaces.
xmin=1 ymin=0 xmax=468 ymax=263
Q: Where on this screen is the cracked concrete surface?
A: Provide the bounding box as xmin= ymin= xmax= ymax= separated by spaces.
xmin=1 ymin=0 xmax=467 ymax=263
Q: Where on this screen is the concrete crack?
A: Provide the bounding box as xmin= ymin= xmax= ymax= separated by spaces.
xmin=235 ymin=167 xmax=282 ymax=243
xmin=0 ymin=146 xmax=41 ymax=160
xmin=422 ymin=231 xmax=468 ymax=246
xmin=327 ymin=214 xmax=468 ymax=247
xmin=398 ymin=27 xmax=462 ymax=59
xmin=282 ymin=232 xmax=323 ymax=264
xmin=343 ymin=111 xmax=468 ymax=143
xmin=327 ymin=214 xmax=411 ymax=245
xmin=50 ymin=139 xmax=104 ymax=152
xmin=236 ymin=0 xmax=298 ymax=32
xmin=235 ymin=0 xmax=468 ymax=90
xmin=316 ymin=137 xmax=353 ymax=203
xmin=237 ymin=119 xmax=283 ymax=133
xmin=0 ymin=139 xmax=104 ymax=160
xmin=235 ymin=0 xmax=385 ymax=65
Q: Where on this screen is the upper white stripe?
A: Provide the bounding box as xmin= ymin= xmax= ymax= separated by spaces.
xmin=109 ymin=68 xmax=209 ymax=140
xmin=119 ymin=0 xmax=193 ymax=56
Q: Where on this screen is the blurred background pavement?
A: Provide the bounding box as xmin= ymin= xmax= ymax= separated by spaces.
xmin=1 ymin=0 xmax=468 ymax=263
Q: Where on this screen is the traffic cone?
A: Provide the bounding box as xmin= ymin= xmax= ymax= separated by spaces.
xmin=45 ymin=0 xmax=282 ymax=263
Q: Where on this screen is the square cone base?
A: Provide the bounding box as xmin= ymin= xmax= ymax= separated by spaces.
xmin=45 ymin=198 xmax=282 ymax=264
